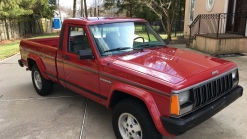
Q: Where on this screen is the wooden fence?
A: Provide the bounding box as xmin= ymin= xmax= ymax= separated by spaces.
xmin=0 ymin=19 xmax=52 ymax=41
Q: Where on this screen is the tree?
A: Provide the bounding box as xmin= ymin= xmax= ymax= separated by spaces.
xmin=59 ymin=5 xmax=73 ymax=18
xmin=0 ymin=0 xmax=57 ymax=20
xmin=104 ymin=0 xmax=185 ymax=41
xmin=104 ymin=0 xmax=158 ymax=21
xmin=0 ymin=0 xmax=32 ymax=20
xmin=143 ymin=0 xmax=185 ymax=40
xmin=18 ymin=0 xmax=57 ymax=19
xmin=104 ymin=0 xmax=136 ymax=17
xmin=132 ymin=4 xmax=158 ymax=22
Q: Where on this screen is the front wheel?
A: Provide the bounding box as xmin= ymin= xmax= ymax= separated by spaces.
xmin=112 ymin=98 xmax=162 ymax=139
xmin=31 ymin=65 xmax=53 ymax=96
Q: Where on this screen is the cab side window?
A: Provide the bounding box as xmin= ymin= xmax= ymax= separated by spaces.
xmin=68 ymin=26 xmax=91 ymax=54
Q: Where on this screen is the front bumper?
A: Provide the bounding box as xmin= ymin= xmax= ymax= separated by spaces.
xmin=161 ymin=85 xmax=243 ymax=136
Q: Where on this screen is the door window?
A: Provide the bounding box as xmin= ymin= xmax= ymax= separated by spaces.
xmin=67 ymin=26 xmax=91 ymax=54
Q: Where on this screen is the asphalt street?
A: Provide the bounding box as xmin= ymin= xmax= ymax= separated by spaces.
xmin=0 ymin=44 xmax=246 ymax=139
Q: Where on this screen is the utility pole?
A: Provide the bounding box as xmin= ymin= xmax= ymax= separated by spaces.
xmin=84 ymin=0 xmax=88 ymax=18
xmin=81 ymin=0 xmax=84 ymax=17
xmin=57 ymin=0 xmax=62 ymax=20
xmin=98 ymin=6 xmax=100 ymax=17
xmin=94 ymin=0 xmax=96 ymax=16
xmin=73 ymin=0 xmax=76 ymax=18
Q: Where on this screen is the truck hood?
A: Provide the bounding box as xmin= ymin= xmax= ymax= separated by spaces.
xmin=111 ymin=47 xmax=230 ymax=84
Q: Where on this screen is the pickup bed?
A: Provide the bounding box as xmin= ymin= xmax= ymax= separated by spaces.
xmin=18 ymin=17 xmax=243 ymax=139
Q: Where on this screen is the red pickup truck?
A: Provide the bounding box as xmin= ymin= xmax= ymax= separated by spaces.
xmin=18 ymin=17 xmax=243 ymax=139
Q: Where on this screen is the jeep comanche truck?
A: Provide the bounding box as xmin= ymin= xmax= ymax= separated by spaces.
xmin=18 ymin=17 xmax=243 ymax=139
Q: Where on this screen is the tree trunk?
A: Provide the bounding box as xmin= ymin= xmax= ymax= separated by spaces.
xmin=4 ymin=19 xmax=10 ymax=40
xmin=129 ymin=4 xmax=132 ymax=17
xmin=160 ymin=18 xmax=172 ymax=41
xmin=160 ymin=17 xmax=172 ymax=41
xmin=166 ymin=20 xmax=172 ymax=41
xmin=73 ymin=0 xmax=77 ymax=18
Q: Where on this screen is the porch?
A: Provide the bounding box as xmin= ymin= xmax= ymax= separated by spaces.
xmin=189 ymin=33 xmax=247 ymax=55
xmin=188 ymin=13 xmax=247 ymax=55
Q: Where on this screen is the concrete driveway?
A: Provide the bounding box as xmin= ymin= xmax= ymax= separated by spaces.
xmin=0 ymin=45 xmax=246 ymax=139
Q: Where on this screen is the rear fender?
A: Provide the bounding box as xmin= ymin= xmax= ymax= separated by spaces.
xmin=27 ymin=53 xmax=50 ymax=80
xmin=107 ymin=82 xmax=169 ymax=136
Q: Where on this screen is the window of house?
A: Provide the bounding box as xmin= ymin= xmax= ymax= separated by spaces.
xmin=189 ymin=0 xmax=196 ymax=23
xmin=206 ymin=0 xmax=215 ymax=12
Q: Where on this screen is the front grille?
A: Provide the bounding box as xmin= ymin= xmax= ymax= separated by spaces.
xmin=193 ymin=73 xmax=233 ymax=108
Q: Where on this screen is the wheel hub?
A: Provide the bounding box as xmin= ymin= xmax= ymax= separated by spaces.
xmin=118 ymin=113 xmax=142 ymax=139
xmin=34 ymin=71 xmax=42 ymax=90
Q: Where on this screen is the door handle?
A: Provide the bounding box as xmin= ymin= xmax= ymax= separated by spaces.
xmin=62 ymin=55 xmax=70 ymax=60
xmin=57 ymin=54 xmax=70 ymax=60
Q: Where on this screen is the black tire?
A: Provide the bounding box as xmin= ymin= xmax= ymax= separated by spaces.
xmin=31 ymin=64 xmax=53 ymax=96
xmin=112 ymin=98 xmax=162 ymax=139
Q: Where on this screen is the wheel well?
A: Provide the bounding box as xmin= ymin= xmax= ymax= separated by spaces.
xmin=110 ymin=91 xmax=145 ymax=109
xmin=27 ymin=58 xmax=36 ymax=70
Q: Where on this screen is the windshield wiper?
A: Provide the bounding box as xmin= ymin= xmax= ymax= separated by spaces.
xmin=104 ymin=47 xmax=132 ymax=53
xmin=133 ymin=44 xmax=165 ymax=50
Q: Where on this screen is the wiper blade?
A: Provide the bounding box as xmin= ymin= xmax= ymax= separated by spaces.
xmin=133 ymin=44 xmax=165 ymax=50
xmin=104 ymin=47 xmax=132 ymax=53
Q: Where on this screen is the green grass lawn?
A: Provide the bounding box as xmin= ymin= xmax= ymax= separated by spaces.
xmin=0 ymin=41 xmax=20 ymax=60
xmin=0 ymin=33 xmax=59 ymax=61
xmin=159 ymin=34 xmax=178 ymax=40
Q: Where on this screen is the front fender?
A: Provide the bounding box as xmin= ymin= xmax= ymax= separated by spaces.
xmin=107 ymin=82 xmax=170 ymax=136
xmin=27 ymin=53 xmax=50 ymax=80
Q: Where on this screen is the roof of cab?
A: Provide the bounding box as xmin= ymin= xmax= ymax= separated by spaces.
xmin=63 ymin=17 xmax=147 ymax=25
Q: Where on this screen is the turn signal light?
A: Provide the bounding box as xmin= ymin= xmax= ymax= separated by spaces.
xmin=170 ymin=95 xmax=180 ymax=115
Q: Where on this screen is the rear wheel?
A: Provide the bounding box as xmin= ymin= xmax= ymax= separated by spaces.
xmin=112 ymin=98 xmax=162 ymax=139
xmin=31 ymin=65 xmax=53 ymax=96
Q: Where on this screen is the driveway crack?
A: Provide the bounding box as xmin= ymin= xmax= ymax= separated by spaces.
xmin=79 ymin=98 xmax=88 ymax=139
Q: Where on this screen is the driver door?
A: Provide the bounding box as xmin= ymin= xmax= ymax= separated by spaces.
xmin=62 ymin=25 xmax=101 ymax=102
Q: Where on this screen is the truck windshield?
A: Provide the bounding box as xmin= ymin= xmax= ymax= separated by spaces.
xmin=89 ymin=22 xmax=166 ymax=56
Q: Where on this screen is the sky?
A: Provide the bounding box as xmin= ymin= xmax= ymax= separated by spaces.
xmin=57 ymin=0 xmax=105 ymax=20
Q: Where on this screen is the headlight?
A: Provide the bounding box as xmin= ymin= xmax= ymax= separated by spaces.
xmin=231 ymin=69 xmax=239 ymax=87
xmin=170 ymin=90 xmax=193 ymax=116
xmin=231 ymin=69 xmax=238 ymax=80
xmin=179 ymin=91 xmax=190 ymax=105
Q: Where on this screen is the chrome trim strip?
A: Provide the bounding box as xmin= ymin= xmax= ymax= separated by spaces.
xmin=64 ymin=61 xmax=98 ymax=74
xmin=45 ymin=70 xmax=57 ymax=78
xmin=44 ymin=71 xmax=108 ymax=100
xmin=57 ymin=58 xmax=63 ymax=62
xmin=99 ymin=72 xmax=170 ymax=97
xmin=24 ymin=48 xmax=56 ymax=60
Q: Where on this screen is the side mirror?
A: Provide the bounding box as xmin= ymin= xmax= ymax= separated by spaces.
xmin=163 ymin=39 xmax=169 ymax=45
xmin=78 ymin=50 xmax=94 ymax=60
